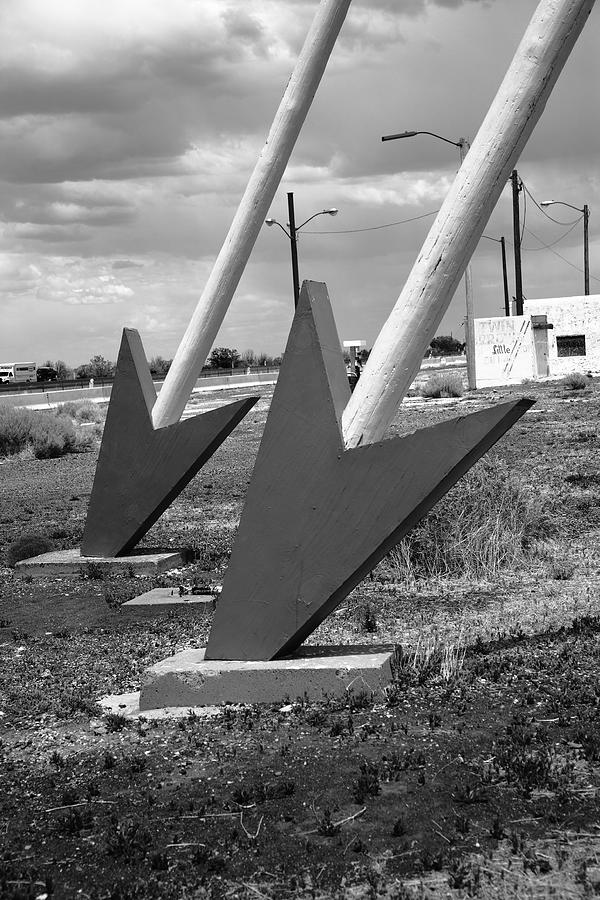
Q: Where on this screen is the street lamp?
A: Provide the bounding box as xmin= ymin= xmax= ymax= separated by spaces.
xmin=266 ymin=192 xmax=338 ymax=308
xmin=540 ymin=199 xmax=590 ymax=295
xmin=381 ymin=129 xmax=477 ymax=390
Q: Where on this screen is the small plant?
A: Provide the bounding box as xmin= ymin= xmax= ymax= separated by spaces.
xmin=392 ymin=816 xmax=406 ymax=837
xmin=490 ymin=815 xmax=506 ymax=839
xmin=105 ymin=712 xmax=130 ymax=733
xmin=548 ymin=558 xmax=575 ymax=580
xmin=562 ymin=371 xmax=589 ymax=390
xmin=421 ymin=372 xmax=464 ymax=399
xmin=86 ymin=561 xmax=105 ymax=580
xmin=353 ymin=759 xmax=380 ymax=803
xmin=316 ymin=808 xmax=340 ymax=836
xmin=50 ymin=750 xmax=65 ymax=769
xmin=6 ymin=532 xmax=54 ymax=566
xmin=105 ymin=816 xmax=152 ymax=858
xmin=103 ymin=750 xmax=117 ymax=770
xmin=361 ymin=603 xmax=378 ymax=633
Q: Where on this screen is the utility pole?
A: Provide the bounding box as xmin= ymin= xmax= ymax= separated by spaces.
xmin=511 ymin=170 xmax=524 ymax=315
xmin=501 ymin=236 xmax=510 ymax=315
xmin=584 ymin=204 xmax=590 ymax=295
xmin=458 ymin=138 xmax=476 ymax=390
xmin=287 ymin=193 xmax=301 ymax=308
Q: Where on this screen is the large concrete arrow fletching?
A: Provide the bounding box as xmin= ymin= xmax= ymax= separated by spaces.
xmin=80 ymin=329 xmax=258 ymax=558
xmin=205 ymin=282 xmax=533 ymax=661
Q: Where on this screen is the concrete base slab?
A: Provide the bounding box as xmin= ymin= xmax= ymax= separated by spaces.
xmin=139 ymin=644 xmax=397 ymax=710
xmin=99 ymin=691 xmax=222 ymax=720
xmin=122 ymin=587 xmax=216 ymax=612
xmin=15 ymin=548 xmax=184 ymax=578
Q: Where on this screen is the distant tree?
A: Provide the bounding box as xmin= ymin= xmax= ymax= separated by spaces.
xmin=49 ymin=360 xmax=73 ymax=380
xmin=209 ymin=347 xmax=240 ymax=369
xmin=88 ymin=355 xmax=114 ymax=378
xmin=240 ymin=349 xmax=257 ymax=367
xmin=74 ymin=355 xmax=114 ymax=379
xmin=75 ymin=363 xmax=92 ymax=380
xmin=149 ymin=355 xmax=171 ymax=377
xmin=428 ymin=335 xmax=464 ymax=356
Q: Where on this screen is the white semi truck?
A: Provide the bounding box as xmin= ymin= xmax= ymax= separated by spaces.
xmin=0 ymin=362 xmax=37 ymax=384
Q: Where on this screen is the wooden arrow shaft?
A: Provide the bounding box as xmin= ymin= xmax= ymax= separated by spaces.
xmin=342 ymin=0 xmax=595 ymax=449
xmin=151 ymin=0 xmax=352 ymax=429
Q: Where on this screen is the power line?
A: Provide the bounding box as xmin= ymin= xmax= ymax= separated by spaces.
xmin=302 ymin=209 xmax=439 ymax=234
xmin=522 ymin=219 xmax=581 ymax=251
xmin=523 ymin=225 xmax=600 ymax=283
xmin=522 ymin=182 xmax=582 ymax=226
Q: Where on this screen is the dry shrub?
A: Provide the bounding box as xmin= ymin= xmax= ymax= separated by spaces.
xmin=420 ymin=372 xmax=464 ymax=399
xmin=0 ymin=406 xmax=97 ymax=459
xmin=388 ymin=457 xmax=551 ymax=581
xmin=562 ymin=371 xmax=589 ymax=391
xmin=0 ymin=406 xmax=32 ymax=456
xmin=6 ymin=532 xmax=54 ymax=566
xmin=56 ymin=400 xmax=104 ymax=423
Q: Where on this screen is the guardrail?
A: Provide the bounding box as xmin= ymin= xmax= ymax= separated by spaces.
xmin=0 ymin=366 xmax=280 ymax=395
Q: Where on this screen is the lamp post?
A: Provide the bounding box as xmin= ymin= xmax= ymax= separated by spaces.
xmin=381 ymin=130 xmax=476 ymax=390
xmin=266 ymin=192 xmax=338 ymax=308
xmin=540 ymin=199 xmax=590 ymax=295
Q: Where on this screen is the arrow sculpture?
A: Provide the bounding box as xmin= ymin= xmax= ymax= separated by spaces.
xmin=80 ymin=329 xmax=257 ymax=558
xmin=81 ymin=0 xmax=351 ymax=554
xmin=205 ymin=282 xmax=533 ymax=661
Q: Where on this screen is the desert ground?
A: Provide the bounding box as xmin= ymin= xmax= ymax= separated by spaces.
xmin=1 ymin=377 xmax=600 ymax=899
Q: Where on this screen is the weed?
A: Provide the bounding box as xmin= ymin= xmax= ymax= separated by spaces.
xmin=386 ymin=457 xmax=551 ymax=581
xmin=353 ymin=760 xmax=380 ymax=803
xmin=6 ymin=533 xmax=54 ymax=566
xmin=50 ymin=750 xmax=65 ymax=769
xmin=103 ymin=751 xmax=117 ymax=770
xmin=549 ymin=558 xmax=575 ymax=580
xmin=105 ymin=712 xmax=130 ymax=733
xmin=127 ymin=753 xmax=147 ymax=774
xmin=421 ymin=372 xmax=464 ymax=398
xmin=56 ymin=400 xmax=104 ymax=424
xmin=392 ymin=817 xmax=406 ymax=837
xmin=454 ymin=812 xmax=470 ymax=834
xmin=490 ymin=815 xmax=506 ymax=839
xmin=105 ymin=817 xmax=152 ymax=858
xmin=562 ymin=372 xmax=589 ymax=391
xmin=86 ymin=561 xmax=105 ymax=581
xmin=360 ymin=603 xmax=378 ymax=633
xmin=315 ymin=808 xmax=340 ymax=837
xmin=57 ymin=806 xmax=94 ymax=834
xmin=61 ymin=787 xmax=79 ymax=805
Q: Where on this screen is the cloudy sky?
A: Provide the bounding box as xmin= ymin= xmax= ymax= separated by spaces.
xmin=1 ymin=0 xmax=598 ymax=368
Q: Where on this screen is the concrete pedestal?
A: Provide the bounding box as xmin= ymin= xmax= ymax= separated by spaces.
xmin=122 ymin=587 xmax=216 ymax=613
xmin=15 ymin=548 xmax=184 ymax=578
xmin=139 ymin=645 xmax=396 ymax=710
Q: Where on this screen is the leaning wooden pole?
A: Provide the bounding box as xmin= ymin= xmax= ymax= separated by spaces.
xmin=342 ymin=0 xmax=595 ymax=448
xmin=152 ymin=0 xmax=352 ymax=428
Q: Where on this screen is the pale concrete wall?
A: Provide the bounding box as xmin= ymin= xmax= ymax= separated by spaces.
xmin=474 ymin=315 xmax=534 ymax=387
xmin=524 ymin=295 xmax=600 ymax=377
xmin=475 ymin=295 xmax=600 ymax=387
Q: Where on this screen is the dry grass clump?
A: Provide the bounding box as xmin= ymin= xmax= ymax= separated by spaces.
xmin=387 ymin=457 xmax=551 ymax=582
xmin=6 ymin=532 xmax=54 ymax=566
xmin=55 ymin=400 xmax=104 ymax=423
xmin=421 ymin=373 xmax=464 ymax=398
xmin=562 ymin=371 xmax=589 ymax=390
xmin=0 ymin=406 xmax=97 ymax=459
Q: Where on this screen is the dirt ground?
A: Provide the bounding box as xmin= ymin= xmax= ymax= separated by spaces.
xmin=1 ymin=379 xmax=600 ymax=899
